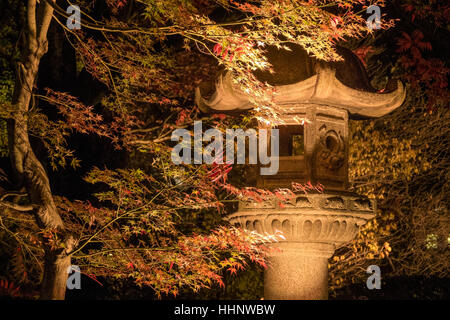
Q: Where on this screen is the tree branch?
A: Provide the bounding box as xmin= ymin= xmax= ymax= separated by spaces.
xmin=37 ymin=0 xmax=55 ymax=45
xmin=0 ymin=200 xmax=34 ymax=212
xmin=27 ymin=0 xmax=37 ymax=41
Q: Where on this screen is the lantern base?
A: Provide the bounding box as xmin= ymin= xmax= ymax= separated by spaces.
xmin=264 ymin=242 xmax=334 ymax=300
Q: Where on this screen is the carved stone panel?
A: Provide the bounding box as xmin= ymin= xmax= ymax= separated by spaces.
xmin=228 ymin=192 xmax=375 ymax=245
xmin=305 ymin=106 xmax=349 ymax=190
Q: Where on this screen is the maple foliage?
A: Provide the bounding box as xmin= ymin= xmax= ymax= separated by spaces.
xmin=52 ymin=162 xmax=289 ymax=297
xmin=395 ymin=30 xmax=448 ymax=111
xmin=0 ymin=279 xmax=21 ymax=298
xmin=41 ymin=0 xmax=395 ymax=124
xmin=0 ymin=0 xmax=396 ymax=169
xmin=326 ymin=0 xmax=449 ymax=296
xmin=0 ymin=0 xmax=447 ymax=300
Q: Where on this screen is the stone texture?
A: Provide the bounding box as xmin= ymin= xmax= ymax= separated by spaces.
xmin=195 ymin=46 xmax=406 ymax=118
xmin=227 ymin=192 xmax=375 ymax=300
xmin=264 ymin=243 xmax=333 ymax=300
xmin=195 ymin=42 xmax=406 ymax=300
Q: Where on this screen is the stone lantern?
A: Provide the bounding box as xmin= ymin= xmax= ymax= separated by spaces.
xmin=195 ymin=44 xmax=406 ymax=299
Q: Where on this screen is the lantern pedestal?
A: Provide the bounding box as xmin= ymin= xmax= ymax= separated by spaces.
xmin=227 ymin=192 xmax=376 ymax=300
xmin=264 ymin=242 xmax=334 ymax=300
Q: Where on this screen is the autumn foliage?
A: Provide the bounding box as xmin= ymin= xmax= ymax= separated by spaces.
xmin=0 ymin=0 xmax=448 ymax=300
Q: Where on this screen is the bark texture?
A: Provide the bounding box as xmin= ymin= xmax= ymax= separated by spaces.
xmin=7 ymin=0 xmax=72 ymax=300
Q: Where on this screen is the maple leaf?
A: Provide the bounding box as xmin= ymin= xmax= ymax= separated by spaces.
xmin=352 ymin=46 xmax=374 ymax=67
xmin=211 ymin=113 xmax=228 ymax=120
xmin=216 ymin=278 xmax=225 ymax=288
xmin=228 ymin=267 xmax=237 ymax=275
xmin=396 ymin=32 xmax=412 ymax=52
xmin=213 ymin=43 xmax=222 ymax=55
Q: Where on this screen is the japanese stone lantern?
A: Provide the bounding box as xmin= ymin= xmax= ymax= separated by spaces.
xmin=195 ymin=44 xmax=406 ymax=299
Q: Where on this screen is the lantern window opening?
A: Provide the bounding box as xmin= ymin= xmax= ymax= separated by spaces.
xmin=275 ymin=125 xmax=305 ymax=157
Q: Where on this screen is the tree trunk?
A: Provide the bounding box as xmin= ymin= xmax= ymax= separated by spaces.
xmin=7 ymin=0 xmax=72 ymax=300
xmin=40 ymin=251 xmax=72 ymax=300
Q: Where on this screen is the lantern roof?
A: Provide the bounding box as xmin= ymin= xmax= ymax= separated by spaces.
xmin=195 ymin=44 xmax=406 ymax=119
